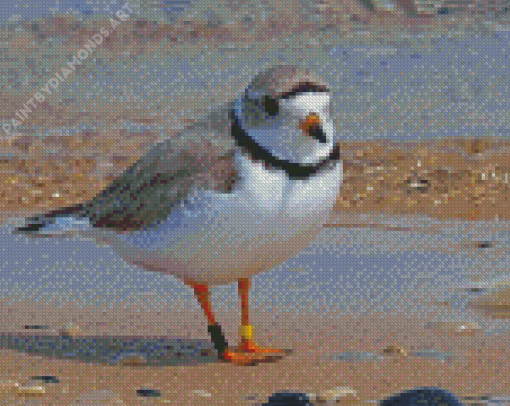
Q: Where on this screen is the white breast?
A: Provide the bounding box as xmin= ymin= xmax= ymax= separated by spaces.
xmin=104 ymin=149 xmax=342 ymax=285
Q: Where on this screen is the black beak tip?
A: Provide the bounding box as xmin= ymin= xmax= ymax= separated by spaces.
xmin=310 ymin=126 xmax=328 ymax=144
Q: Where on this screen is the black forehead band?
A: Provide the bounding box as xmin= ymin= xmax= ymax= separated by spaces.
xmin=279 ymin=82 xmax=330 ymax=100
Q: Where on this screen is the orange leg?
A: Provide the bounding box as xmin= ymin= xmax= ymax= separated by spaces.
xmin=185 ymin=278 xmax=291 ymax=366
xmin=184 ymin=279 xmax=228 ymax=357
xmin=187 ymin=282 xmax=217 ymax=326
xmin=238 ymin=278 xmax=291 ymax=355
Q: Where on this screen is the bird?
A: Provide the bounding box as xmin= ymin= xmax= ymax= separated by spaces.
xmin=13 ymin=65 xmax=343 ymax=366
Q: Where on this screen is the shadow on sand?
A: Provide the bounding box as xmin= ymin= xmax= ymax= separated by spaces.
xmin=0 ymin=332 xmax=220 ymax=367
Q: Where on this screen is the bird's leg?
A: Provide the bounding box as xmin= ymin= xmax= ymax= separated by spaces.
xmin=185 ymin=280 xmax=228 ymax=357
xmin=185 ymin=278 xmax=290 ymax=366
xmin=238 ymin=278 xmax=291 ymax=355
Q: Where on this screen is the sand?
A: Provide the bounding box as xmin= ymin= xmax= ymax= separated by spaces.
xmin=3 ymin=135 xmax=509 ymax=403
xmin=1 ymin=5 xmax=509 ymax=405
xmin=0 ymin=298 xmax=507 ymax=405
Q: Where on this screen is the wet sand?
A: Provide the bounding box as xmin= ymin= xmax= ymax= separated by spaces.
xmin=0 ymin=298 xmax=507 ymax=405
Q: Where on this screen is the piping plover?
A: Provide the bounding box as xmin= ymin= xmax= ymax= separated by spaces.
xmin=14 ymin=65 xmax=343 ymax=366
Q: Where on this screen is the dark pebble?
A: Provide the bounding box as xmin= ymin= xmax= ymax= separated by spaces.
xmin=477 ymin=241 xmax=492 ymax=249
xmin=136 ymin=389 xmax=161 ymax=398
xmin=263 ymin=387 xmax=463 ymax=406
xmin=262 ymin=391 xmax=313 ymax=406
xmin=380 ymin=387 xmax=463 ymax=406
xmin=30 ymin=376 xmax=60 ymax=384
xmin=24 ymin=325 xmax=50 ymax=330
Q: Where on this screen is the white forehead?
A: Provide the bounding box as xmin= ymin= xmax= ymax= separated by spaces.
xmin=280 ymin=92 xmax=330 ymax=116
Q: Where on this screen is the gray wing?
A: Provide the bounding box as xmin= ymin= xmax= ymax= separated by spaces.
xmin=77 ymin=104 xmax=239 ymax=231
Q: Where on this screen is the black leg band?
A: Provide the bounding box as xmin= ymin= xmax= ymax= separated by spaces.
xmin=207 ymin=324 xmax=228 ymax=356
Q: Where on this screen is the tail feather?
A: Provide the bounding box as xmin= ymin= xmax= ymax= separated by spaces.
xmin=14 ymin=219 xmax=45 ymax=233
xmin=13 ymin=213 xmax=90 ymax=238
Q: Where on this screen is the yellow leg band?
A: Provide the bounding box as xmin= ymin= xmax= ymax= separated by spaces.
xmin=240 ymin=325 xmax=253 ymax=340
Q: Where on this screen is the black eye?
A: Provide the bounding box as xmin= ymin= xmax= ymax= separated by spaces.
xmin=263 ymin=96 xmax=279 ymax=117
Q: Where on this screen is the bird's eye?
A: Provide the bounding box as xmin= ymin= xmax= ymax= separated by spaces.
xmin=263 ymin=96 xmax=279 ymax=117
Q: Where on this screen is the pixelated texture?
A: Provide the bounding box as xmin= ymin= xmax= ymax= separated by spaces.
xmin=0 ymin=0 xmax=510 ymax=405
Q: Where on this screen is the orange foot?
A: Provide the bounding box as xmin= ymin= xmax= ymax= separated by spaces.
xmin=220 ymin=348 xmax=288 ymax=366
xmin=240 ymin=339 xmax=293 ymax=355
xmin=219 ymin=341 xmax=292 ymax=366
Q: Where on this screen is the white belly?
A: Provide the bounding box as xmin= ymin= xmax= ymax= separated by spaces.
xmin=105 ymin=151 xmax=343 ymax=285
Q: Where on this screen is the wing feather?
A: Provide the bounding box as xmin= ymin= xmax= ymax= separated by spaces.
xmin=58 ymin=105 xmax=238 ymax=232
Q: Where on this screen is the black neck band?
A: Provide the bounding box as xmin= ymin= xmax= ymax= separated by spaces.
xmin=230 ymin=109 xmax=340 ymax=180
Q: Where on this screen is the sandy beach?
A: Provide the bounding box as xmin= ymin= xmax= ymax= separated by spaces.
xmin=1 ymin=1 xmax=510 ymax=404
xmin=3 ymin=134 xmax=510 ymax=403
xmin=0 ymin=298 xmax=507 ymax=405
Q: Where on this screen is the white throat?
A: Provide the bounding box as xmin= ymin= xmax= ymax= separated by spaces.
xmin=234 ymin=93 xmax=335 ymax=166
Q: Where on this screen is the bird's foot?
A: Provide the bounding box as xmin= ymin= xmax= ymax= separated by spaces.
xmin=218 ymin=340 xmax=292 ymax=366
xmin=220 ymin=347 xmax=289 ymax=366
xmin=239 ymin=339 xmax=293 ymax=355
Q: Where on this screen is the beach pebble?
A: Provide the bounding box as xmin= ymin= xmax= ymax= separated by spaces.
xmin=117 ymin=354 xmax=148 ymax=366
xmin=137 ymin=388 xmax=161 ymax=398
xmin=382 ymin=345 xmax=408 ymax=357
xmin=29 ymin=376 xmax=60 ymax=384
xmin=244 ymin=392 xmax=265 ymax=403
xmin=0 ymin=379 xmax=19 ymax=393
xmin=23 ymin=400 xmax=45 ymax=406
xmin=427 ymin=321 xmax=480 ymax=336
xmin=380 ymin=387 xmax=463 ymax=406
xmin=309 ymin=387 xmax=358 ymax=404
xmin=262 ymin=391 xmax=314 ymax=406
xmin=70 ymin=389 xmax=124 ymax=405
xmin=15 ymin=383 xmax=45 ymax=397
xmin=59 ymin=323 xmax=81 ymax=337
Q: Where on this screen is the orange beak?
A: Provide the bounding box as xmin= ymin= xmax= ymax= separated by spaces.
xmin=299 ymin=113 xmax=321 ymax=135
xmin=299 ymin=113 xmax=328 ymax=144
